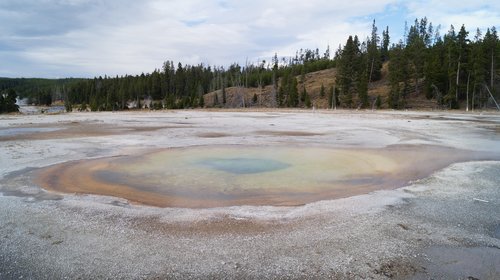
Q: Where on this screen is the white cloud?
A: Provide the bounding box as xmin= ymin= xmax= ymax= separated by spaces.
xmin=0 ymin=0 xmax=497 ymax=78
xmin=404 ymin=0 xmax=500 ymax=31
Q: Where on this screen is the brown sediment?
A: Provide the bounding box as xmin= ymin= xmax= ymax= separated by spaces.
xmin=196 ymin=132 xmax=231 ymax=138
xmin=33 ymin=145 xmax=497 ymax=209
xmin=255 ymin=130 xmax=324 ymax=136
xmin=0 ymin=122 xmax=189 ymax=141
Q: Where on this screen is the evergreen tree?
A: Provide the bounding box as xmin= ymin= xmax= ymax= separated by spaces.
xmin=176 ymin=63 xmax=186 ymax=97
xmin=328 ymin=85 xmax=335 ymax=109
xmin=375 ymin=95 xmax=382 ymax=109
xmin=388 ymin=43 xmax=410 ymax=109
xmin=0 ymin=89 xmax=19 ymax=113
xmin=358 ymin=69 xmax=369 ymax=108
xmin=222 ymin=84 xmax=227 ymax=105
xmin=336 ymin=35 xmax=361 ymax=108
xmin=272 ymin=53 xmax=279 ymax=107
xmin=300 ymin=86 xmax=310 ymax=107
xmin=289 ymin=77 xmax=299 ymax=107
xmin=323 ymin=45 xmax=331 ymax=60
xmin=367 ymin=20 xmax=382 ymax=82
xmin=304 ymin=90 xmax=311 ymax=108
xmin=278 ymin=82 xmax=285 ymax=107
xmin=443 ymin=25 xmax=459 ymax=108
xmin=151 ymin=70 xmax=162 ymax=100
xmin=0 ymin=94 xmax=4 ymax=113
xmin=279 ymin=71 xmax=289 ymax=107
xmin=456 ymin=25 xmax=470 ymax=103
xmin=406 ymin=18 xmax=428 ymax=95
xmin=381 ymin=26 xmax=390 ymax=62
xmin=470 ymin=28 xmax=486 ymax=108
xmin=300 ymin=85 xmax=306 ymax=103
xmin=199 ymin=94 xmax=204 ymax=108
xmin=423 ymin=38 xmax=446 ymax=102
xmin=483 ymin=27 xmax=499 ymax=91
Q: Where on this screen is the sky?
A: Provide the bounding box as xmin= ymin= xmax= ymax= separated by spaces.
xmin=1 ymin=0 xmax=499 ymax=78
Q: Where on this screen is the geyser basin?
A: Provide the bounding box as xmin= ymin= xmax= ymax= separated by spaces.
xmin=35 ymin=145 xmax=480 ymax=208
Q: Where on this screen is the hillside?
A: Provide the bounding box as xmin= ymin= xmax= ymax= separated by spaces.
xmin=203 ymin=63 xmax=440 ymax=110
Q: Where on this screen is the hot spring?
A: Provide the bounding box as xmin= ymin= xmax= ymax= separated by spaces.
xmin=34 ymin=145 xmax=481 ymax=208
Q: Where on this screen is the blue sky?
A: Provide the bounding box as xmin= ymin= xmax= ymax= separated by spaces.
xmin=0 ymin=0 xmax=498 ymax=78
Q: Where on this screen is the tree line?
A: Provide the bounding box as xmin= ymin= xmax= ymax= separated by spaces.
xmin=0 ymin=47 xmax=336 ymax=111
xmin=0 ymin=88 xmax=19 ymax=113
xmin=62 ymin=49 xmax=335 ymax=111
xmin=1 ymin=17 xmax=498 ymax=112
xmin=0 ymin=78 xmax=82 ymax=107
xmin=335 ymin=18 xmax=499 ymax=109
xmin=391 ymin=19 xmax=500 ymax=109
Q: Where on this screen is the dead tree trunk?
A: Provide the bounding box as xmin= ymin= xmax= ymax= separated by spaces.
xmin=484 ymin=84 xmax=500 ymax=111
xmin=369 ymin=57 xmax=374 ymax=83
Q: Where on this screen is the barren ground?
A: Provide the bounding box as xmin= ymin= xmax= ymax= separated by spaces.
xmin=0 ymin=109 xmax=499 ymax=279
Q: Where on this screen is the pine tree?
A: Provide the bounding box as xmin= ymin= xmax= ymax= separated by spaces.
xmin=336 ymin=35 xmax=361 ymax=108
xmin=358 ymin=69 xmax=369 ymax=108
xmin=483 ymin=27 xmax=499 ymax=92
xmin=0 ymin=89 xmax=19 ymax=113
xmin=0 ymin=94 xmax=4 ymax=113
xmin=375 ymin=95 xmax=382 ymax=109
xmin=406 ymin=18 xmax=428 ymax=95
xmin=367 ymin=20 xmax=382 ymax=82
xmin=199 ymin=94 xmax=204 ymax=108
xmin=443 ymin=25 xmax=459 ymax=108
xmin=381 ymin=26 xmax=390 ymax=62
xmin=300 ymin=85 xmax=306 ymax=103
xmin=470 ymin=28 xmax=486 ymax=109
xmin=272 ymin=53 xmax=279 ymax=107
xmin=304 ymin=90 xmax=311 ymax=108
xmin=455 ymin=25 xmax=470 ymax=103
xmin=290 ymin=77 xmax=299 ymax=107
xmin=388 ymin=43 xmax=410 ymax=109
xmin=323 ymin=45 xmax=331 ymax=60
xmin=222 ymin=84 xmax=227 ymax=105
xmin=424 ymin=39 xmax=446 ymax=102
xmin=278 ymin=81 xmax=285 ymax=107
xmin=328 ymin=85 xmax=334 ymax=109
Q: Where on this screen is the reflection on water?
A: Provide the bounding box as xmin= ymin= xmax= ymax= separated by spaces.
xmin=198 ymin=157 xmax=290 ymax=174
xmin=34 ymin=145 xmax=487 ymax=208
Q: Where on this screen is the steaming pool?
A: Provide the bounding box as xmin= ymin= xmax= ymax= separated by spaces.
xmin=35 ymin=145 xmax=480 ymax=208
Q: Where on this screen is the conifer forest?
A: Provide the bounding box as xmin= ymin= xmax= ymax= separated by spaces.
xmin=1 ymin=18 xmax=499 ymax=112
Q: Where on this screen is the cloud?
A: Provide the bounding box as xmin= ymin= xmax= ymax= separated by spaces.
xmin=0 ymin=0 xmax=497 ymax=78
xmin=404 ymin=0 xmax=500 ymax=31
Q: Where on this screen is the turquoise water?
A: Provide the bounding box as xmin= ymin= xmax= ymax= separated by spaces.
xmin=35 ymin=145 xmax=492 ymax=208
xmin=37 ymin=146 xmax=405 ymax=207
xmin=198 ymin=157 xmax=290 ymax=174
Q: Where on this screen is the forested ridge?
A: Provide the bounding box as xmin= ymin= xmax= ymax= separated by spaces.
xmin=1 ymin=18 xmax=499 ymax=112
